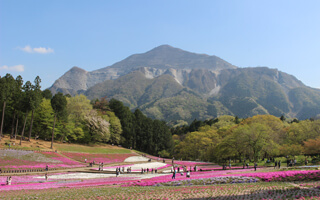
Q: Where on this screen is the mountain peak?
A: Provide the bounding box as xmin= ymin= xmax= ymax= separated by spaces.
xmin=70 ymin=66 xmax=87 ymax=73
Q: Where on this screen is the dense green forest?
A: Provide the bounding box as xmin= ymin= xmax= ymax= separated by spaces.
xmin=0 ymin=74 xmax=173 ymax=156
xmin=172 ymin=115 xmax=320 ymax=163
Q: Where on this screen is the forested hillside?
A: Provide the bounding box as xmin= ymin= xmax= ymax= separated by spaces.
xmin=0 ymin=74 xmax=173 ymax=156
xmin=172 ymin=115 xmax=320 ymax=163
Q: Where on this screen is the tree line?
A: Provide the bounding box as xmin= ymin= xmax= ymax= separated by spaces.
xmin=108 ymin=99 xmax=173 ymax=157
xmin=172 ymin=115 xmax=320 ymax=163
xmin=0 ymin=74 xmax=122 ymax=148
xmin=0 ymin=73 xmax=173 ymax=156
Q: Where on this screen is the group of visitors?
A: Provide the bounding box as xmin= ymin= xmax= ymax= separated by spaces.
xmin=89 ymin=160 xmax=96 ymax=167
xmin=116 ymin=167 xmax=121 ymax=177
xmin=126 ymin=167 xmax=132 ymax=173
xmin=141 ymin=168 xmax=157 ymax=174
xmin=242 ymin=162 xmax=250 ymax=169
xmin=274 ymin=161 xmax=281 ymax=169
xmin=6 ymin=176 xmax=12 ymax=185
xmin=98 ymin=162 xmax=104 ymax=171
xmin=287 ymin=159 xmax=297 ymax=167
xmin=171 ymin=167 xmax=191 ymax=179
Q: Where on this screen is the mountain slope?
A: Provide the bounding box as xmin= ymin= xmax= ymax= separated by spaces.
xmin=49 ymin=45 xmax=236 ymax=95
xmin=49 ymin=45 xmax=320 ymax=121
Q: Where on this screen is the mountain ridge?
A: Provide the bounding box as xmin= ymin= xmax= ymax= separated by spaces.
xmin=49 ymin=45 xmax=320 ymax=121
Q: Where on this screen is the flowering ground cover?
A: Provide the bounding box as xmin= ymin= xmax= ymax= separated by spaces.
xmin=0 ymin=150 xmax=85 ymax=170
xmin=60 ymin=152 xmax=137 ymax=163
xmin=124 ymin=168 xmax=256 ymax=186
xmin=1 ymin=166 xmax=320 ymax=199
xmin=234 ymin=169 xmax=320 ymax=182
xmin=1 ymin=182 xmax=320 ymax=199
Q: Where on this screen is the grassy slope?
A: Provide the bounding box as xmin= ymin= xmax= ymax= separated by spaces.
xmin=0 ymin=135 xmax=131 ymax=154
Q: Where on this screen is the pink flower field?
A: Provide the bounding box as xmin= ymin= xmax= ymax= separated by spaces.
xmin=0 ymin=150 xmax=85 ymax=170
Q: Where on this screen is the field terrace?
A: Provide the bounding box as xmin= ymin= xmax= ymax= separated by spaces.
xmin=2 ymin=181 xmax=320 ymax=199
xmin=1 ymin=162 xmax=320 ymax=189
xmin=60 ymin=152 xmax=137 ymax=164
xmin=0 ymin=149 xmax=85 ymax=171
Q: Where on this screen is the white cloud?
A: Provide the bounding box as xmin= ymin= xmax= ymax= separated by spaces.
xmin=19 ymin=45 xmax=54 ymax=54
xmin=20 ymin=45 xmax=33 ymax=53
xmin=0 ymin=65 xmax=25 ymax=72
xmin=33 ymin=47 xmax=54 ymax=54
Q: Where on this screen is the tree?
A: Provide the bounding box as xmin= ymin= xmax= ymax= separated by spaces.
xmin=280 ymin=144 xmax=304 ymax=157
xmin=67 ymin=94 xmax=92 ymax=123
xmin=11 ymin=75 xmax=23 ymax=139
xmin=32 ymin=98 xmax=54 ymax=140
xmin=0 ymin=74 xmax=15 ymax=139
xmin=109 ymin=99 xmax=135 ymax=148
xmin=50 ymin=92 xmax=67 ymax=149
xmin=232 ymin=123 xmax=270 ymax=162
xmin=304 ymin=137 xmax=320 ymax=155
xmin=92 ymin=97 xmax=110 ymax=113
xmin=104 ymin=111 xmax=122 ymax=144
xmin=42 ymin=89 xmax=52 ymax=99
xmin=28 ymin=76 xmax=42 ymax=141
xmin=84 ymin=110 xmax=110 ymax=142
xmin=20 ymin=81 xmax=33 ymax=145
xmin=65 ymin=95 xmax=94 ymax=143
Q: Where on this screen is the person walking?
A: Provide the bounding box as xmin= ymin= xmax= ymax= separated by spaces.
xmin=172 ymin=169 xmax=176 ymax=179
xmin=254 ymin=162 xmax=257 ymax=171
xmin=274 ymin=161 xmax=277 ymax=169
xmin=186 ymin=171 xmax=190 ymax=178
xmin=7 ymin=176 xmax=12 ymax=185
xmin=305 ymin=159 xmax=308 ymax=166
xmin=278 ymin=160 xmax=281 ymax=169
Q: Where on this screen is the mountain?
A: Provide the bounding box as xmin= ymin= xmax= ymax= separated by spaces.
xmin=49 ymin=45 xmax=236 ymax=95
xmin=49 ymin=45 xmax=320 ymax=122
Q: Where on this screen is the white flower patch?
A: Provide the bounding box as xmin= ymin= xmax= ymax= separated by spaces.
xmin=124 ymin=156 xmax=149 ymax=162
xmin=106 ymin=162 xmax=167 ymax=171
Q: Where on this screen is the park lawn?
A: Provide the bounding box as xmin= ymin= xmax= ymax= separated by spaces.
xmin=54 ymin=143 xmax=131 ymax=154
xmin=1 ymin=182 xmax=320 ymax=200
xmin=60 ymin=152 xmax=136 ymax=163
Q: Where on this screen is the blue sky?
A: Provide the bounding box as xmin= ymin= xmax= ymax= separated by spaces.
xmin=1 ymin=0 xmax=320 ymax=89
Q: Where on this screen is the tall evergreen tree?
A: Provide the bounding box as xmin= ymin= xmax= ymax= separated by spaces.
xmin=50 ymin=92 xmax=67 ymax=149
xmin=42 ymin=89 xmax=52 ymax=100
xmin=20 ymin=81 xmax=33 ymax=145
xmin=11 ymin=76 xmax=23 ymax=139
xmin=0 ymin=74 xmax=15 ymax=139
xmin=109 ymin=99 xmax=135 ymax=148
xmin=28 ymin=76 xmax=42 ymax=141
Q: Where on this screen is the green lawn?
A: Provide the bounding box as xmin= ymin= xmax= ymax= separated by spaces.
xmin=55 ymin=143 xmax=132 ymax=154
